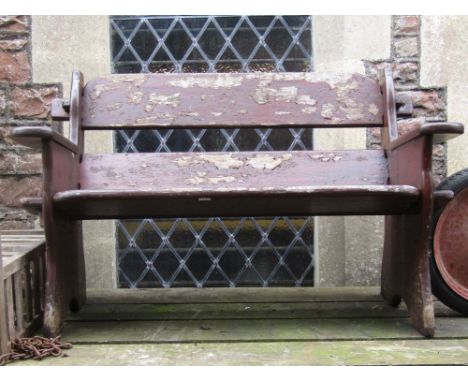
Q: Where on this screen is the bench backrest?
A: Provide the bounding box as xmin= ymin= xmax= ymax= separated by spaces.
xmin=52 ymin=69 xmax=398 ymax=151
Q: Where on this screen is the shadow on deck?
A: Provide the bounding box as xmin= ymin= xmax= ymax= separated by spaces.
xmin=14 ymin=287 xmax=468 ymax=366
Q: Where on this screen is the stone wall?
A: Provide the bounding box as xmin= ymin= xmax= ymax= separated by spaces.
xmin=0 ymin=15 xmax=60 ymax=229
xmin=364 ymin=15 xmax=447 ymax=184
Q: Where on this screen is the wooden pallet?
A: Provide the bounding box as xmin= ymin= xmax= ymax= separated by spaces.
xmin=0 ymin=230 xmax=46 ymax=355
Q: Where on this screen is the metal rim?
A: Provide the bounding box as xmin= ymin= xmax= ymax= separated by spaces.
xmin=434 ymin=188 xmax=468 ymax=300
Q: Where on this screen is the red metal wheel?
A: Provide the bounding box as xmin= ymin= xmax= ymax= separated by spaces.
xmin=433 ymin=188 xmax=468 ymax=300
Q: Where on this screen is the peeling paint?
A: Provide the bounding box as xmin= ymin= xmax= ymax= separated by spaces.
xmin=173 ymin=154 xmax=244 ymax=170
xmin=275 ymin=111 xmax=291 ymax=116
xmin=368 ymin=103 xmax=379 ymax=115
xmin=106 ymin=103 xmax=122 ymax=111
xmin=246 ymin=154 xmax=292 ymax=170
xmin=335 ymin=78 xmax=367 ymax=121
xmin=168 ymin=75 xmax=244 ymax=89
xmin=181 ymin=112 xmax=200 ymax=117
xmin=211 ymin=112 xmax=223 ymax=117
xmin=128 ymin=91 xmax=144 ymax=104
xmin=252 ymin=86 xmax=298 ymax=104
xmin=148 ymin=92 xmax=181 ymax=107
xmin=186 ymin=175 xmax=236 ymax=185
xmin=309 ymin=153 xmax=342 ymax=162
xmin=173 ymin=153 xmax=292 ymax=171
xmin=321 ymin=103 xmax=336 ymax=119
xmin=135 ymin=114 xmax=175 ymax=125
xmin=296 ymin=95 xmax=317 ymax=106
xmin=244 ymin=72 xmax=355 ymax=87
xmin=108 ymin=74 xmax=146 ymax=87
xmin=301 ymin=107 xmax=317 ymax=114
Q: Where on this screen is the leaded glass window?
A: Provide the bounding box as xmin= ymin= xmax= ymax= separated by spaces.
xmin=111 ymin=15 xmax=315 ymax=288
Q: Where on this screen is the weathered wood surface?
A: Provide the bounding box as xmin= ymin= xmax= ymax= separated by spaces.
xmin=80 ymin=150 xmax=390 ymax=190
xmin=11 ymin=340 xmax=468 ymax=366
xmin=68 ymin=300 xmax=458 ymax=322
xmin=54 ymin=186 xmax=420 ymax=219
xmin=11 ymin=287 xmax=468 ymax=366
xmin=1 ymin=230 xmax=46 ymax=353
xmin=80 ymin=72 xmax=384 ymax=128
xmin=85 ymin=286 xmax=384 ymax=304
xmin=52 ymin=149 xmax=420 ymax=219
xmin=57 ymin=316 xmax=468 ymax=344
xmin=41 ymin=141 xmax=86 ymax=337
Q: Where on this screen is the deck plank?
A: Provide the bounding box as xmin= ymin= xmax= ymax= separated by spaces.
xmin=59 ymin=316 xmax=468 ymax=344
xmin=68 ymin=300 xmax=459 ymax=321
xmin=13 ymin=339 xmax=468 ymax=366
xmin=86 ymin=287 xmax=385 ymax=304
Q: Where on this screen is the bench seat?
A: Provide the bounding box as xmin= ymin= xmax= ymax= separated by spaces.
xmin=52 ymin=150 xmax=420 ymax=219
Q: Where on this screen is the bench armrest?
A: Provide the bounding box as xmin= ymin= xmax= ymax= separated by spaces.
xmin=9 ymin=126 xmax=80 ymax=154
xmin=390 ymin=122 xmax=464 ymax=150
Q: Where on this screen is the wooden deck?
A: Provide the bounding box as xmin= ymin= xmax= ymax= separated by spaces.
xmin=11 ymin=287 xmax=468 ymax=366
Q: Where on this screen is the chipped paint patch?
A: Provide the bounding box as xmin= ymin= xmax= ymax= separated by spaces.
xmin=252 ymin=86 xmax=298 ymax=104
xmin=301 ymin=107 xmax=317 ymax=114
xmin=321 ymin=103 xmax=336 ymax=119
xmin=135 ymin=113 xmax=175 ymax=125
xmin=106 ymin=103 xmax=122 ymax=111
xmin=169 ymin=75 xmax=244 ymax=89
xmin=368 ymin=103 xmax=379 ymax=115
xmin=244 ymin=72 xmax=355 ymax=87
xmin=296 ymin=95 xmax=317 ymax=106
xmin=275 ymin=111 xmax=291 ymax=116
xmin=211 ymin=112 xmax=223 ymax=117
xmin=174 ymin=154 xmax=244 ymax=170
xmin=108 ymin=74 xmax=146 ymax=87
xmin=246 ymin=153 xmax=292 ymax=170
xmin=181 ymin=111 xmax=200 ymax=118
xmin=186 ymin=175 xmax=236 ymax=185
xmin=308 ymin=153 xmax=343 ymax=162
xmin=173 ymin=153 xmax=292 ymax=171
xmin=149 ymin=92 xmax=181 ymax=107
xmin=128 ymin=91 xmax=144 ymax=104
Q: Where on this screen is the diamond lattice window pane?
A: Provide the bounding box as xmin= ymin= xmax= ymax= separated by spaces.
xmin=111 ymin=15 xmax=314 ymax=288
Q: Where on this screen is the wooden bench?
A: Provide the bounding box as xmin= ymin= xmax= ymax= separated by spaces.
xmin=10 ymin=67 xmax=464 ymax=338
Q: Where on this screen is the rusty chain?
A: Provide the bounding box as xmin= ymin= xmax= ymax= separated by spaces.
xmin=0 ymin=336 xmax=72 ymax=366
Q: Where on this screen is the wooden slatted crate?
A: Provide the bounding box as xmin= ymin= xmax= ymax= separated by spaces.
xmin=0 ymin=230 xmax=45 ymax=355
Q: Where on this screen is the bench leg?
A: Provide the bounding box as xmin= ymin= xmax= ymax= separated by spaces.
xmin=43 ymin=216 xmax=86 ymax=337
xmin=381 ymin=213 xmax=435 ymax=337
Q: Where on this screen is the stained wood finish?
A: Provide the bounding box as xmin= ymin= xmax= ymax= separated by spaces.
xmin=69 ymin=70 xmax=84 ymax=151
xmin=41 ymin=141 xmax=86 ymax=337
xmin=390 ymin=122 xmax=464 ymax=149
xmin=382 ymin=129 xmax=436 ymax=336
xmin=54 ymin=188 xmax=420 ymax=220
xmin=80 ymin=72 xmax=384 ymax=128
xmin=10 ymin=126 xmax=79 ymax=153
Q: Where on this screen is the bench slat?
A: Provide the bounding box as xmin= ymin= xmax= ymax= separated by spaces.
xmin=80 ymin=150 xmax=389 ymax=191
xmin=54 ymin=186 xmax=419 ymax=219
xmin=49 ymin=149 xmax=421 ymax=218
xmin=81 ymin=72 xmax=384 ymax=129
